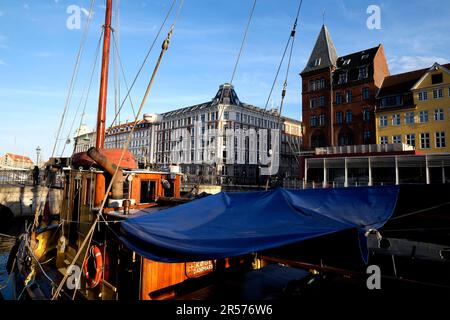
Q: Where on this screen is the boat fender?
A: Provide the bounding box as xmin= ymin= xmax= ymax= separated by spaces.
xmin=161 ymin=179 xmax=171 ymax=189
xmin=83 ymin=245 xmax=103 ymax=288
xmin=58 ymin=236 xmax=66 ymax=253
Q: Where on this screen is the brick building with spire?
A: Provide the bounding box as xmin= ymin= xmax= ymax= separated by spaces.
xmin=301 ymin=25 xmax=390 ymax=150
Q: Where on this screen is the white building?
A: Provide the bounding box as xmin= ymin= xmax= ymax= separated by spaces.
xmin=155 ymin=84 xmax=303 ymax=185
xmin=73 ymin=85 xmax=303 ymax=184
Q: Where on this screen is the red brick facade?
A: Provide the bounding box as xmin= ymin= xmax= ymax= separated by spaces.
xmin=301 ymin=26 xmax=390 ymax=150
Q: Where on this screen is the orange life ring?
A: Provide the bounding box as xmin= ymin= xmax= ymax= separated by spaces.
xmin=83 ymin=245 xmax=103 ymax=288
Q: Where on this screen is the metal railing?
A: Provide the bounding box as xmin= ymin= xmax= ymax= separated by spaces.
xmin=0 ymin=169 xmax=34 ymax=185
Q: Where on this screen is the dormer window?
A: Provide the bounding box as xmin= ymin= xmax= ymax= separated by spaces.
xmin=431 ymin=73 xmax=443 ymax=84
xmin=361 ymin=54 xmax=369 ymax=60
xmin=313 ymin=58 xmax=321 ymax=67
xmin=358 ymin=66 xmax=368 ymax=80
xmin=338 ymin=72 xmax=348 ymax=84
xmin=343 ymin=59 xmax=351 ymax=66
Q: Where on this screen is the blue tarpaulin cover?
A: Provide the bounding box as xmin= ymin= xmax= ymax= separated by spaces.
xmin=120 ymin=186 xmax=399 ymax=263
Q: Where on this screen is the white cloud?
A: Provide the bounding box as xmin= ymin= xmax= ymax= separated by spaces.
xmin=388 ymin=55 xmax=450 ymax=74
xmin=35 ymin=52 xmax=52 ymax=58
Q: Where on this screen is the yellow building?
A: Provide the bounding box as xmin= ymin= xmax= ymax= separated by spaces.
xmin=375 ymin=63 xmax=450 ymax=154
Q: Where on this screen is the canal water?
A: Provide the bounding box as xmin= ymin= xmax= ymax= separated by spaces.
xmin=0 ymin=234 xmax=15 ymax=300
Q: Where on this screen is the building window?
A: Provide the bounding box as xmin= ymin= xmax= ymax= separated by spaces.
xmin=381 ymin=95 xmax=402 ymax=107
xmin=319 ymin=114 xmax=326 ymax=126
xmin=436 ymin=132 xmax=446 ymax=148
xmin=336 ymin=92 xmax=343 ymax=105
xmin=406 ymin=134 xmax=416 ymax=147
xmin=319 ymin=96 xmax=325 ymax=107
xmin=345 ymin=110 xmax=352 ymax=124
xmin=363 ymin=108 xmax=370 ymax=122
xmin=310 ymin=116 xmax=317 ymax=127
xmin=393 ymin=135 xmax=402 ymax=144
xmin=363 ymin=130 xmax=371 ymax=144
xmin=320 ymin=78 xmax=325 ymax=89
xmin=336 ymin=92 xmax=343 ymax=104
xmin=346 ymin=91 xmax=352 ymax=103
xmin=420 ymin=133 xmax=430 ymax=149
xmin=405 ymin=112 xmax=415 ymax=124
xmin=380 ymin=136 xmax=388 ymax=144
xmin=419 ymin=110 xmax=429 ymax=123
xmin=431 ymin=73 xmax=443 ymax=84
xmin=310 ymin=98 xmax=317 ymax=108
xmin=379 ymin=115 xmax=388 ymax=127
xmin=434 ymin=108 xmax=444 ymax=121
xmin=362 ymin=87 xmax=370 ymax=100
xmin=338 ymin=72 xmax=348 ymax=84
xmin=418 ymin=91 xmax=428 ymax=101
xmin=433 ymin=88 xmax=443 ymax=99
xmin=392 ymin=114 xmax=401 ymax=125
xmin=313 ymin=58 xmax=321 ymax=67
xmin=336 ymin=111 xmax=343 ymax=125
xmin=358 ymin=67 xmax=368 ymax=80
xmin=201 ymin=114 xmax=206 ymax=122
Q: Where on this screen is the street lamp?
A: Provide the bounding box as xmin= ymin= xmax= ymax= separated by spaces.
xmin=36 ymin=146 xmax=42 ymax=166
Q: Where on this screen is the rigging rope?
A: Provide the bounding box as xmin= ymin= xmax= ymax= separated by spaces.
xmin=53 ymin=0 xmax=96 ymax=157
xmin=98 ymin=0 xmax=184 ymax=214
xmin=68 ymin=30 xmax=104 ymax=155
xmin=217 ymin=0 xmax=257 ymax=123
xmin=229 ymin=0 xmax=257 ymax=86
xmin=31 ymin=0 xmax=96 ymax=232
xmin=107 ymin=0 xmax=178 ymax=129
xmin=112 ymin=31 xmax=137 ymax=118
xmin=52 ymin=0 xmax=185 ymax=300
xmin=264 ymin=0 xmax=303 ymax=190
xmin=263 ymin=0 xmax=302 ymax=112
xmin=113 ymin=0 xmax=121 ymax=126
xmin=389 ymin=201 xmax=450 ymax=221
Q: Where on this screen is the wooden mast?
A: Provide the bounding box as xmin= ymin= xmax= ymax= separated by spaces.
xmin=95 ymin=0 xmax=113 ymax=149
xmin=94 ymin=0 xmax=112 ymax=207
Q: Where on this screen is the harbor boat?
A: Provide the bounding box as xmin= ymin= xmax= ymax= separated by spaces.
xmin=6 ymin=0 xmax=450 ymax=301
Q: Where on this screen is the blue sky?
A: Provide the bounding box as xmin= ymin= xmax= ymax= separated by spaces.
xmin=0 ymin=0 xmax=449 ymax=161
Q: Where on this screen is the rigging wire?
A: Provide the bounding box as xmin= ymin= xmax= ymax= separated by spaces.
xmin=229 ymin=0 xmax=257 ymax=86
xmin=264 ymin=0 xmax=303 ymax=189
xmin=217 ymin=0 xmax=257 ymax=123
xmin=30 ymin=0 xmax=96 ymax=233
xmin=111 ymin=31 xmax=137 ymax=118
xmin=52 ymin=0 xmax=185 ymax=300
xmin=113 ymin=0 xmax=121 ymax=126
xmin=53 ymin=0 xmax=96 ymax=157
xmin=107 ymin=0 xmax=178 ymax=129
xmin=67 ymin=30 xmax=104 ymax=156
xmin=98 ymin=0 xmax=185 ymax=214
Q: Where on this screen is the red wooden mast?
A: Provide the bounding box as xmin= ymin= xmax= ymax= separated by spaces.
xmin=95 ymin=0 xmax=113 ymax=149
